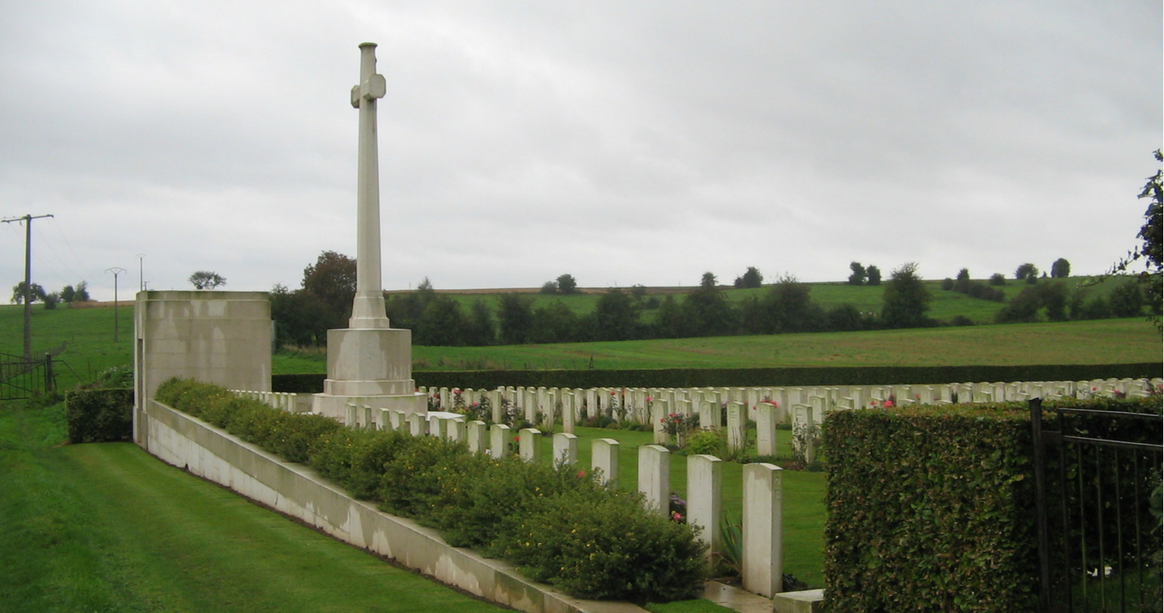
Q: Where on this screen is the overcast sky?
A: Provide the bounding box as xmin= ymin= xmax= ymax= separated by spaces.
xmin=1 ymin=1 xmax=1160 ymax=302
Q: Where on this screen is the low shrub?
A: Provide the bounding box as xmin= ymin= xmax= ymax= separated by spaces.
xmin=686 ymin=429 xmax=725 ymax=456
xmin=154 ymin=377 xmax=708 ymax=603
xmin=65 ymin=388 xmax=133 ymax=443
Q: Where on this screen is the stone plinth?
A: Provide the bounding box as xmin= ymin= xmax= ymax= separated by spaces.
xmin=312 ymin=327 xmax=424 ymax=422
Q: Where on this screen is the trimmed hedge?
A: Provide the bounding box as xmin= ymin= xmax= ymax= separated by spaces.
xmin=822 ymin=397 xmax=1162 ymax=612
xmin=65 ymin=388 xmax=134 ymax=444
xmin=154 ymin=378 xmax=706 ymax=603
xmin=272 ymin=363 xmax=1161 ymax=393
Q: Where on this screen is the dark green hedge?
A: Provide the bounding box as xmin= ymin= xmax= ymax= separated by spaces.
xmin=273 ymin=363 xmax=1160 ymax=393
xmin=154 ymin=378 xmax=705 ymax=603
xmin=822 ymin=397 xmax=1162 ymax=613
xmin=65 ymin=388 xmax=134 ymax=444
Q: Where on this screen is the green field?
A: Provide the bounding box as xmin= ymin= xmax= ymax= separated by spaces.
xmin=0 ymin=400 xmax=513 ymax=613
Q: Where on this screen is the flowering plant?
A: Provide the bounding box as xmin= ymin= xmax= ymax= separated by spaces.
xmin=660 ymin=412 xmax=701 ymax=447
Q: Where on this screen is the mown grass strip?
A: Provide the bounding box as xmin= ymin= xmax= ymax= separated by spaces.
xmin=0 ymin=401 xmax=509 ymax=613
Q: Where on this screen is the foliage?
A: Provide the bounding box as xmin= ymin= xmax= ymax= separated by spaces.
xmin=989 ymin=273 xmax=1007 ymax=286
xmin=10 ymin=281 xmax=46 ymax=304
xmin=64 ymin=387 xmax=133 ymax=443
xmin=866 ymin=265 xmax=881 ymax=286
xmin=847 ymin=262 xmax=866 ymax=286
xmin=733 ymin=266 xmax=763 ymax=289
xmin=497 ymin=293 xmax=535 ymax=345
xmin=1109 ymin=149 xmax=1163 ymax=330
xmin=594 ymin=288 xmax=643 ymax=341
xmin=301 ymin=250 xmax=355 ymax=326
xmin=540 ymin=280 xmax=559 ymax=294
xmin=1015 ymin=262 xmax=1039 ymax=282
xmin=557 ymin=274 xmax=579 ymax=295
xmin=188 ymin=270 xmax=226 ymax=290
xmin=822 ymin=398 xmax=1162 ymax=613
xmin=1050 ymin=258 xmax=1071 ymax=279
xmin=154 ymin=378 xmax=707 ymax=603
xmin=881 ymin=262 xmax=932 ymax=329
xmin=660 ymin=412 xmax=701 ymax=447
xmin=685 ymin=429 xmax=725 ymax=456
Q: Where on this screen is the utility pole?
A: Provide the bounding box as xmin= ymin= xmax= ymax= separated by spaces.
xmin=136 ymin=253 xmax=146 ymax=291
xmin=106 ymin=267 xmax=126 ymax=342
xmin=2 ymin=214 xmax=54 ymax=360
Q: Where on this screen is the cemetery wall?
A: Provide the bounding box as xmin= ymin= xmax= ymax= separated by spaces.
xmin=141 ymin=397 xmax=645 ymax=613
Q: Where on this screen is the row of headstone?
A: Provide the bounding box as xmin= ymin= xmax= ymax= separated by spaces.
xmin=229 ymin=390 xmax=304 ymax=413
xmin=421 ymin=378 xmax=1161 ymax=431
xmin=371 ymin=406 xmax=787 ymax=597
xmin=637 ymin=445 xmax=785 ymax=597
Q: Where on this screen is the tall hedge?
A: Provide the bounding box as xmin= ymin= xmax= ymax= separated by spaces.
xmin=65 ymin=388 xmax=133 ymax=444
xmin=822 ymin=398 xmax=1162 ymax=612
xmin=272 ymin=362 xmax=1161 ymax=393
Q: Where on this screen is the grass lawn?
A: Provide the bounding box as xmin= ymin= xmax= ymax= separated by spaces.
xmin=0 ymin=399 xmax=511 ymax=613
xmin=533 ymin=425 xmax=828 ymax=589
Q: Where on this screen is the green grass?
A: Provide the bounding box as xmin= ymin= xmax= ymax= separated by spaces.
xmin=0 ymin=400 xmax=510 ymax=613
xmin=0 ymin=303 xmax=133 ymax=389
xmin=405 ymin=318 xmax=1159 ymax=371
xmin=534 ymin=425 xmax=827 ymax=589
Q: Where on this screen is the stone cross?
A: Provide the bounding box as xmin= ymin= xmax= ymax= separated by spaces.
xmin=348 ymin=42 xmax=390 ymax=329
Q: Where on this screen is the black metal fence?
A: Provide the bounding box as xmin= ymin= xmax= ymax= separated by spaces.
xmin=1031 ymin=397 xmax=1163 ymax=612
xmin=0 ymin=352 xmax=54 ymax=401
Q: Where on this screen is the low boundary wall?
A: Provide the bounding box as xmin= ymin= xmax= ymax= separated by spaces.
xmin=143 ymin=399 xmax=644 ymax=613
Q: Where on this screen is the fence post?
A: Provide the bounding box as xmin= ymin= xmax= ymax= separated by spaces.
xmin=1029 ymin=397 xmax=1052 ymax=612
xmin=44 ymin=353 xmax=54 ymax=393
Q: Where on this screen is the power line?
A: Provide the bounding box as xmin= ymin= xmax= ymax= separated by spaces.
xmin=1 ymin=214 xmax=54 ymax=360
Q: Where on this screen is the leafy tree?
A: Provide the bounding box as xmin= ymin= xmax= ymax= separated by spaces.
xmin=954 ymin=268 xmax=971 ymax=294
xmin=464 ymin=299 xmax=496 ymax=346
xmin=683 ymin=275 xmax=736 ymax=337
xmin=653 ymin=295 xmax=684 ymax=339
xmin=42 ymin=292 xmax=59 ymax=310
xmin=734 ymin=267 xmax=764 ymax=289
xmin=59 ymin=284 xmax=75 ymax=303
xmin=1109 ymin=282 xmax=1144 ymax=317
xmin=540 ymin=280 xmax=559 ymax=294
xmin=302 ymin=251 xmax=356 ymax=316
xmin=10 ymin=281 xmax=46 ymax=304
xmin=989 ymin=273 xmax=1006 ymax=286
xmin=417 ymin=297 xmax=470 ymax=346
xmin=270 ymin=284 xmax=331 ymax=346
xmin=593 ymin=289 xmax=642 ymax=341
xmin=866 ymin=265 xmax=882 ymax=286
xmin=826 ymin=303 xmax=866 ymax=332
xmin=556 ymin=274 xmax=579 ymax=295
xmin=497 ymin=293 xmax=534 ymax=345
xmin=1050 ymin=258 xmax=1071 ymax=279
xmin=189 ymin=270 xmax=226 ymax=290
xmin=1110 ymin=149 xmax=1163 ymax=327
xmin=1014 ymin=263 xmax=1038 ymax=283
xmin=881 ymin=263 xmax=931 ymax=329
xmin=847 ymin=262 xmax=866 ymax=286
xmin=530 ymin=300 xmax=581 ymax=343
xmin=995 ymin=287 xmax=1042 ymax=323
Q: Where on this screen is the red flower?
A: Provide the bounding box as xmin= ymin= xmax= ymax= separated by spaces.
xmin=576 ymin=469 xmax=586 ymax=478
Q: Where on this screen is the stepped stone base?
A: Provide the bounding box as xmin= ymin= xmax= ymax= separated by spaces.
xmin=311 ymin=327 xmax=425 ymax=423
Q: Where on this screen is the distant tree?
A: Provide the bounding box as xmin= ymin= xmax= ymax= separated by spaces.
xmin=954 ymin=268 xmax=971 ymax=294
xmin=847 ymin=262 xmax=866 ymax=286
xmin=866 ymin=265 xmax=882 ymax=286
xmin=556 ymin=274 xmax=579 ymax=295
xmin=1014 ymin=263 xmax=1039 ymax=282
xmin=734 ymin=267 xmax=764 ymax=289
xmin=302 ymin=251 xmax=356 ymax=314
xmin=59 ymin=284 xmax=75 ymax=303
xmin=940 ymin=278 xmax=955 ymax=291
xmin=42 ymin=292 xmax=59 ymax=310
xmin=464 ymin=299 xmax=496 ymax=346
xmin=826 ymin=303 xmax=866 ymax=332
xmin=995 ymin=287 xmax=1042 ymax=323
xmin=188 ymin=270 xmax=226 ymax=290
xmin=10 ymin=281 xmax=46 ymax=304
xmin=530 ymin=300 xmax=581 ymax=343
xmin=497 ymin=293 xmax=535 ymax=345
xmin=417 ymin=297 xmax=471 ymax=346
xmin=989 ymin=273 xmax=1007 ymax=286
xmin=1050 ymin=258 xmax=1071 ymax=279
xmin=1040 ymin=283 xmax=1069 ymax=321
xmin=270 ymin=283 xmax=331 ymax=346
xmin=1109 ymin=281 xmax=1144 ymax=317
xmin=593 ymin=289 xmax=642 ymax=341
xmin=683 ymin=275 xmax=736 ymax=336
xmin=653 ymin=295 xmax=684 ymax=338
xmin=540 ymin=280 xmax=559 ymax=294
xmin=881 ymin=263 xmax=931 ymax=329
xmin=73 ymin=281 xmax=90 ymax=302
